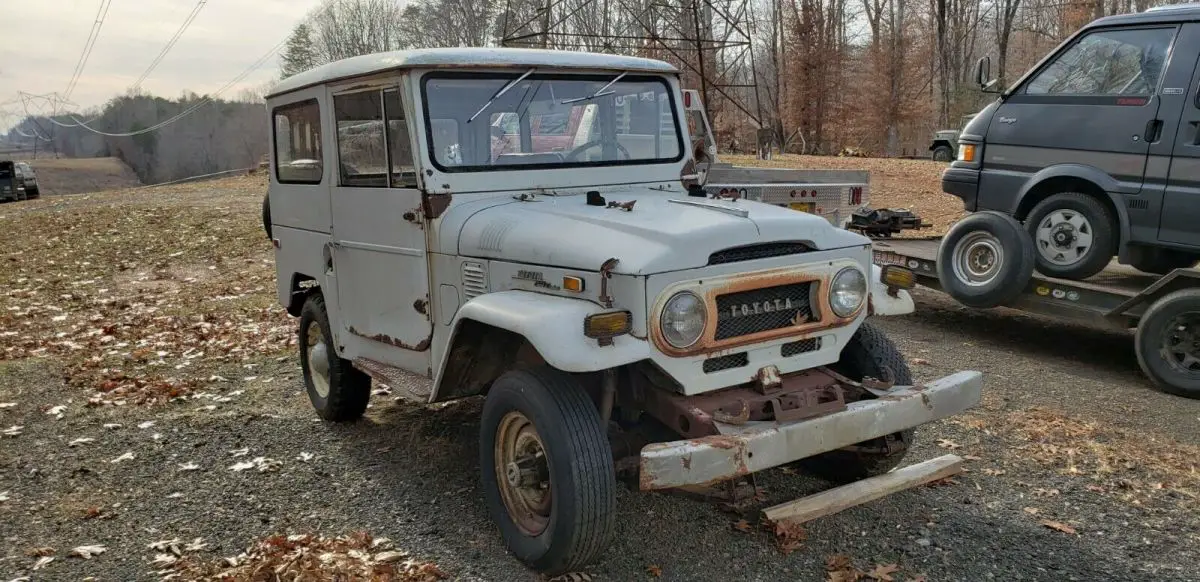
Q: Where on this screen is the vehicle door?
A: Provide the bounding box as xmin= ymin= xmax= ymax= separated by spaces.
xmin=327 ymin=83 xmax=431 ymax=373
xmin=1159 ymin=23 xmax=1200 ymax=246
xmin=978 ymin=25 xmax=1178 ymax=213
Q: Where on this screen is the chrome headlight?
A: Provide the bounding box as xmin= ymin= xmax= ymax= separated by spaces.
xmin=660 ymin=291 xmax=706 ymax=349
xmin=829 ymin=267 xmax=867 ymax=318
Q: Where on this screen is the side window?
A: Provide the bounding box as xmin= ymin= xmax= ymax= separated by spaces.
xmin=334 ymin=91 xmax=387 ymax=188
xmin=273 ymin=99 xmax=323 ymax=184
xmin=384 ymin=89 xmax=418 ymax=188
xmin=1025 ymin=27 xmax=1175 ymax=96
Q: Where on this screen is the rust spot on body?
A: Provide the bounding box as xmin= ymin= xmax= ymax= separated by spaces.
xmin=348 ymin=326 xmax=431 ymax=351
xmin=682 ymin=455 xmax=692 ymax=470
xmin=423 ymin=193 xmax=452 ymax=219
xmin=414 ymin=298 xmax=429 ymax=315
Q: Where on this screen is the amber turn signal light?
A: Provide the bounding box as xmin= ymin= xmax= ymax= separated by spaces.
xmin=584 ymin=311 xmax=632 ymax=339
xmin=563 ymin=276 xmax=585 ymax=292
xmin=880 ymin=265 xmax=916 ymax=290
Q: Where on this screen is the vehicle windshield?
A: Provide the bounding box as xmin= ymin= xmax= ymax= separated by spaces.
xmin=422 ymin=72 xmax=683 ymax=172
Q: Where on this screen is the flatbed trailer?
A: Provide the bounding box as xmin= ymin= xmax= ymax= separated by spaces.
xmin=871 ymin=236 xmax=1200 ymax=398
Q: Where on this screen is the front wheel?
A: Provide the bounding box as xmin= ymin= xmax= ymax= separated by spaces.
xmin=1025 ymin=192 xmax=1116 ymax=280
xmin=480 ymin=366 xmax=616 ymax=575
xmin=1135 ymin=289 xmax=1200 ymax=399
xmin=931 ymin=145 xmax=953 ymax=162
xmin=797 ymin=322 xmax=915 ymax=483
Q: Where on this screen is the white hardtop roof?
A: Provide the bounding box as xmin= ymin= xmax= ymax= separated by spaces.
xmin=266 ymin=47 xmax=679 ymax=98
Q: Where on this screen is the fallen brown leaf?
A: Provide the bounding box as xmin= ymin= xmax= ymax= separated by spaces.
xmin=935 ymin=438 xmax=961 ymax=450
xmin=646 ymin=564 xmax=663 ymax=577
xmin=733 ymin=519 xmax=753 ymax=533
xmin=865 ymin=563 xmax=900 ymax=581
xmin=1023 ymin=507 xmax=1040 ymax=515
xmin=1040 ymin=519 xmax=1077 ymax=534
xmin=772 ymin=519 xmax=807 ymax=555
xmin=25 ymin=547 xmax=55 ymax=557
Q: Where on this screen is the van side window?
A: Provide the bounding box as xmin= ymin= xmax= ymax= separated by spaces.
xmin=384 ymin=89 xmax=418 ymax=188
xmin=335 ymin=91 xmax=388 ymax=188
xmin=1025 ymin=27 xmax=1175 ymax=96
xmin=273 ymin=99 xmax=323 ymax=184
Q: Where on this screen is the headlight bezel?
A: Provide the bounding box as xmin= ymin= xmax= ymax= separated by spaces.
xmin=829 ymin=266 xmax=867 ymax=318
xmin=659 ymin=291 xmax=707 ymax=349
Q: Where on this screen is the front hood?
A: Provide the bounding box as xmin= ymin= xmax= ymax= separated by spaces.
xmin=456 ymin=190 xmax=867 ymax=275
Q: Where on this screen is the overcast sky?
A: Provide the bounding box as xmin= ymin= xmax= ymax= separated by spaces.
xmin=0 ymin=0 xmax=325 ymax=126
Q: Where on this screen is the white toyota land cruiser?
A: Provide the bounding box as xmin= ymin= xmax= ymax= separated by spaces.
xmin=264 ymin=47 xmax=983 ymax=575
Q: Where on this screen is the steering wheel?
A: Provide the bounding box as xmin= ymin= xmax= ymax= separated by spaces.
xmin=564 ymin=139 xmax=631 ymax=162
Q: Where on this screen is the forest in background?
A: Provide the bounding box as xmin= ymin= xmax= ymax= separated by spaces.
xmin=0 ymin=0 xmax=1179 ymax=180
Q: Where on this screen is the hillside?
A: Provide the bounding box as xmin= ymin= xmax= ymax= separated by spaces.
xmin=21 ymin=157 xmax=142 ymax=196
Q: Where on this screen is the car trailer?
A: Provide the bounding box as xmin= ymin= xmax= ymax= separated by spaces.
xmin=870 ymin=211 xmax=1200 ymax=400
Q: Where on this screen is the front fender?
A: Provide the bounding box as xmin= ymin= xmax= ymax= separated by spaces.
xmin=868 ymin=264 xmax=915 ymax=316
xmin=430 ymin=290 xmax=651 ymax=398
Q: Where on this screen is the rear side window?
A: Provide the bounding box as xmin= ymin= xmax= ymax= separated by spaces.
xmin=273 ymin=99 xmax=324 ymax=184
xmin=1025 ymin=27 xmax=1176 ymax=96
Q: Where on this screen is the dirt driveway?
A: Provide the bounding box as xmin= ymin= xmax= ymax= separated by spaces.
xmin=2 ymin=179 xmax=1199 ymax=581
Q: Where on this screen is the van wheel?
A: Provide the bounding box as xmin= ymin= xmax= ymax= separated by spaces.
xmin=796 ymin=322 xmax=914 ymax=483
xmin=299 ymin=294 xmax=370 ymax=421
xmin=931 ymin=145 xmax=953 ymax=162
xmin=262 ymin=194 xmax=272 ymax=240
xmin=1025 ymin=192 xmax=1115 ymax=280
xmin=480 ymin=366 xmax=616 ymax=575
xmin=1129 ymin=248 xmax=1197 ymax=275
xmin=936 ymin=211 xmax=1036 ymax=309
xmin=1136 ymin=289 xmax=1200 ymax=399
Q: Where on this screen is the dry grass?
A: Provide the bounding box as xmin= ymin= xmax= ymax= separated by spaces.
xmin=23 ymin=157 xmax=143 ymax=196
xmin=0 ymin=173 xmax=291 ymax=406
xmin=723 ymin=154 xmax=966 ymax=236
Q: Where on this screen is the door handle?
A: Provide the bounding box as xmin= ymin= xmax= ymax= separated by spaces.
xmin=1144 ymin=119 xmax=1163 ymax=143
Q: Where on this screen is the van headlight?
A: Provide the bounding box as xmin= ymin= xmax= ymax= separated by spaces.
xmin=829 ymin=267 xmax=867 ymax=318
xmin=660 ymin=291 xmax=706 ymax=349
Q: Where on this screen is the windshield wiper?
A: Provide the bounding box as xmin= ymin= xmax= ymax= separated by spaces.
xmin=468 ymin=68 xmax=536 ymax=123
xmin=561 ymin=71 xmax=629 ymax=104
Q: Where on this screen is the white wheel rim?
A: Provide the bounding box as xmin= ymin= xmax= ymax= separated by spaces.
xmin=306 ymin=323 xmax=331 ymax=398
xmin=1035 ymin=209 xmax=1094 ymax=266
xmin=951 ymin=231 xmax=1004 ymax=287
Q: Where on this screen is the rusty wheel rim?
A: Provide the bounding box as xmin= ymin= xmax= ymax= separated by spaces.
xmin=494 ymin=411 xmax=552 ymax=536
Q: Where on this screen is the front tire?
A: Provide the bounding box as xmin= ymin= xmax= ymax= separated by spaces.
xmin=26 ymin=187 xmax=39 ymax=199
xmin=262 ymin=194 xmax=272 ymax=240
xmin=1025 ymin=192 xmax=1115 ymax=280
xmin=299 ymin=294 xmax=370 ymax=421
xmin=932 ymin=145 xmax=953 ymax=162
xmin=797 ymin=322 xmax=914 ymax=483
xmin=480 ymin=366 xmax=616 ymax=575
xmin=1135 ymin=289 xmax=1200 ymax=399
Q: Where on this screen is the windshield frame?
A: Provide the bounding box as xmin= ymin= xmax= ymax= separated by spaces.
xmin=419 ymin=70 xmax=685 ymax=174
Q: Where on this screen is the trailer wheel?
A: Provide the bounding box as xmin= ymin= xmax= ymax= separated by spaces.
xmin=936 ymin=211 xmax=1036 ymax=309
xmin=797 ymin=322 xmax=914 ymax=483
xmin=1135 ymin=289 xmax=1200 ymax=399
xmin=480 ymin=366 xmax=616 ymax=575
xmin=931 ymin=145 xmax=954 ymax=162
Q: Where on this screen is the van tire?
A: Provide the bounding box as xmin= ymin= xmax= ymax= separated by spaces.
xmin=1129 ymin=248 xmax=1198 ymax=275
xmin=1025 ymin=192 xmax=1115 ymax=280
xmin=299 ymin=294 xmax=370 ymax=421
xmin=936 ymin=211 xmax=1036 ymax=309
xmin=1135 ymin=289 xmax=1200 ymax=399
xmin=931 ymin=145 xmax=953 ymax=162
xmin=262 ymin=193 xmax=272 ymax=240
xmin=480 ymin=366 xmax=616 ymax=575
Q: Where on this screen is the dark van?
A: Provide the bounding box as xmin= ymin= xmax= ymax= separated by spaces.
xmin=0 ymin=161 xmax=23 ymax=202
xmin=945 ymin=4 xmax=1200 ymax=280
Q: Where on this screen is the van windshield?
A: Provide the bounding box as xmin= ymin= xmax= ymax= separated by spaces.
xmin=422 ymin=72 xmax=683 ymax=172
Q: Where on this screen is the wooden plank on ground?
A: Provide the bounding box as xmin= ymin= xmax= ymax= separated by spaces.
xmin=762 ymin=454 xmax=963 ymax=524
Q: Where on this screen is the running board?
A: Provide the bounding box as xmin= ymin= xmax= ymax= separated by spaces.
xmin=353 ymin=358 xmax=432 ymax=402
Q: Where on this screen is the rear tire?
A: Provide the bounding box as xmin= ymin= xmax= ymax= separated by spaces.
xmin=932 ymin=145 xmax=954 ymax=162
xmin=1135 ymin=289 xmax=1200 ymax=399
xmin=1128 ymin=247 xmax=1197 ymax=275
xmin=936 ymin=211 xmax=1036 ymax=309
xmin=299 ymin=294 xmax=370 ymax=421
xmin=1025 ymin=192 xmax=1115 ymax=280
xmin=480 ymin=366 xmax=616 ymax=575
xmin=26 ymin=187 xmax=39 ymax=199
xmin=797 ymin=322 xmax=914 ymax=483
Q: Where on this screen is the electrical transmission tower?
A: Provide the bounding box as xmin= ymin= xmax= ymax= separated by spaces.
xmin=499 ymin=0 xmax=765 ymax=139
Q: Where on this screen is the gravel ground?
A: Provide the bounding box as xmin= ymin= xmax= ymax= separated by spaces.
xmin=3 ymin=176 xmax=1200 ymax=581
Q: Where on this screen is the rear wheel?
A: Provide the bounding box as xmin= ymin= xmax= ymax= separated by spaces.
xmin=1135 ymin=289 xmax=1200 ymax=399
xmin=797 ymin=322 xmax=914 ymax=483
xmin=480 ymin=366 xmax=616 ymax=575
xmin=932 ymin=145 xmax=954 ymax=162
xmin=936 ymin=211 xmax=1036 ymax=309
xmin=262 ymin=194 xmax=272 ymax=240
xmin=26 ymin=186 xmax=39 ymax=199
xmin=299 ymin=294 xmax=370 ymax=421
xmin=1025 ymin=192 xmax=1115 ymax=280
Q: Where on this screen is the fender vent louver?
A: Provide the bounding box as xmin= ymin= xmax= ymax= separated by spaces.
xmin=1128 ymin=199 xmax=1149 ymax=210
xmin=708 ymin=242 xmax=811 ymax=265
xmin=462 ymin=262 xmax=488 ymax=299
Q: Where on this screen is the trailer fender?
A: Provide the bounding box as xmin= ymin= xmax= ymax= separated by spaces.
xmin=869 ymin=264 xmax=915 ymax=316
xmin=1106 ymin=268 xmax=1200 ymax=322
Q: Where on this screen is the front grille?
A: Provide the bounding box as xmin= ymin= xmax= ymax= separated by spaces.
xmin=781 ymin=338 xmax=821 ymax=357
xmin=714 ymin=283 xmax=815 ymax=340
xmin=702 ymin=352 xmax=748 ymax=373
xmin=707 ymin=242 xmax=811 ymax=266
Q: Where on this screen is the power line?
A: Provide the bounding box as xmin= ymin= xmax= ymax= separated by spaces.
xmin=131 ymin=0 xmax=208 ymax=90
xmin=64 ymin=0 xmax=116 ymax=101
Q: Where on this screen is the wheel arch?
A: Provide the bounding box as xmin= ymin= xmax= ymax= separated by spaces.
xmin=929 ymin=140 xmax=953 ymax=151
xmin=1012 ymin=166 xmax=1130 ymax=254
xmin=286 ymin=273 xmax=320 ymax=316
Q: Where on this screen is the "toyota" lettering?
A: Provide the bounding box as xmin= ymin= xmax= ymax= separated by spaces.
xmin=729 ymin=298 xmax=794 ymax=318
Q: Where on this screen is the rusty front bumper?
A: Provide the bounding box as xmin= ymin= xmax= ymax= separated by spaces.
xmin=638 ymin=370 xmax=983 ymax=490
